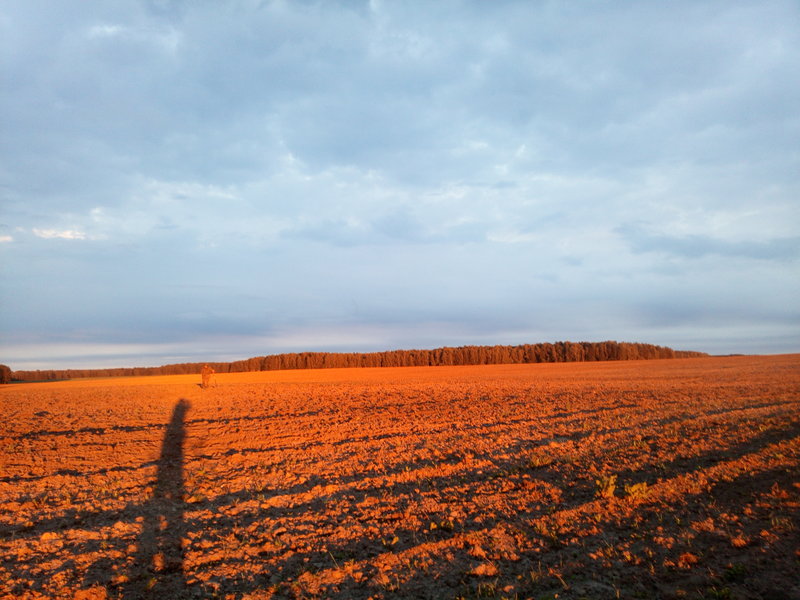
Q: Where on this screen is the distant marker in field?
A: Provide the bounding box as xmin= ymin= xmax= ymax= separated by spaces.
xmin=200 ymin=364 xmax=215 ymax=389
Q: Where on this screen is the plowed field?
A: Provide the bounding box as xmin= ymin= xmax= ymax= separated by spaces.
xmin=1 ymin=355 xmax=799 ymax=600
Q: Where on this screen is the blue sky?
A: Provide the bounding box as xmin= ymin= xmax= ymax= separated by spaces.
xmin=1 ymin=0 xmax=798 ymax=370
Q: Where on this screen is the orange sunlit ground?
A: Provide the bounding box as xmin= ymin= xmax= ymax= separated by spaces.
xmin=1 ymin=356 xmax=798 ymax=599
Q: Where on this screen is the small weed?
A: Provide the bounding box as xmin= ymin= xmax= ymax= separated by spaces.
xmin=624 ymin=481 xmax=649 ymax=500
xmin=723 ymin=563 xmax=747 ymax=582
xmin=770 ymin=515 xmax=794 ymax=531
xmin=557 ymin=452 xmax=577 ymax=464
xmin=378 ymin=572 xmax=401 ymax=592
xmin=533 ymin=521 xmax=559 ymax=544
xmin=595 ymin=474 xmax=617 ymax=499
xmin=35 ymin=496 xmax=52 ymax=510
xmin=529 ymin=562 xmax=546 ymax=584
xmin=702 ymin=586 xmax=732 ymax=599
xmin=439 ymin=519 xmax=455 ymax=531
xmin=528 ymin=454 xmax=554 ymax=469
xmin=476 ymin=579 xmax=499 ymax=597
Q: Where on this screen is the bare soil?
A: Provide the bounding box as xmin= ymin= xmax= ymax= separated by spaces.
xmin=1 ymin=355 xmax=798 ymax=599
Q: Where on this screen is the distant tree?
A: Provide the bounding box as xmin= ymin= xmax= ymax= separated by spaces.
xmin=200 ymin=364 xmax=215 ymax=389
xmin=0 ymin=364 xmax=11 ymax=384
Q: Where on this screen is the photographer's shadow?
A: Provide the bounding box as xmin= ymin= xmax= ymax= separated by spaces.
xmin=122 ymin=399 xmax=189 ymax=599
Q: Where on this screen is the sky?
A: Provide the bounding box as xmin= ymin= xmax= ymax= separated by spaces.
xmin=1 ymin=0 xmax=799 ymax=370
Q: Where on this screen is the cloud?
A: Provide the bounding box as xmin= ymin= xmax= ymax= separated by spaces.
xmin=282 ymin=207 xmax=490 ymax=247
xmin=618 ymin=224 xmax=800 ymax=262
xmin=0 ymin=235 xmax=12 ymax=243
xmin=87 ymin=24 xmax=124 ymax=38
xmin=31 ymin=228 xmax=88 ymax=240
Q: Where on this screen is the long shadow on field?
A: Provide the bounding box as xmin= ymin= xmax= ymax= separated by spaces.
xmin=191 ymin=418 xmax=800 ymax=531
xmin=122 ymin=399 xmax=189 ymax=599
xmin=176 ymin=417 xmax=800 ymax=599
xmin=177 ymin=406 xmax=800 ymax=527
xmin=8 ymin=406 xmax=798 ymax=544
xmin=6 ymin=394 xmax=800 ymax=599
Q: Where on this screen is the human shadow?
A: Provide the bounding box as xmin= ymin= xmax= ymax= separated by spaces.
xmin=122 ymin=399 xmax=189 ymax=599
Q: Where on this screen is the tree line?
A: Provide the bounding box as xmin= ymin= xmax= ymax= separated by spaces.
xmin=5 ymin=341 xmax=706 ymax=382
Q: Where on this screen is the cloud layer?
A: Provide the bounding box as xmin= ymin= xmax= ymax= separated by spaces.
xmin=1 ymin=1 xmax=799 ymax=368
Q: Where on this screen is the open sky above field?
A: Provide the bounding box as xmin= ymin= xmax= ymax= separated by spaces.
xmin=1 ymin=1 xmax=799 ymax=369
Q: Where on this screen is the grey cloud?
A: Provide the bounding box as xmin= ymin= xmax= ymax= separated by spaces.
xmin=281 ymin=218 xmax=373 ymax=247
xmin=4 ymin=0 xmax=798 ymax=207
xmin=282 ymin=207 xmax=489 ymax=247
xmin=630 ymin=297 xmax=800 ymax=329
xmin=618 ymin=224 xmax=800 ymax=261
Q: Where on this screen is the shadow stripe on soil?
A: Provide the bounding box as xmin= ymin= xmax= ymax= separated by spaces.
xmin=122 ymin=399 xmax=189 ymax=599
